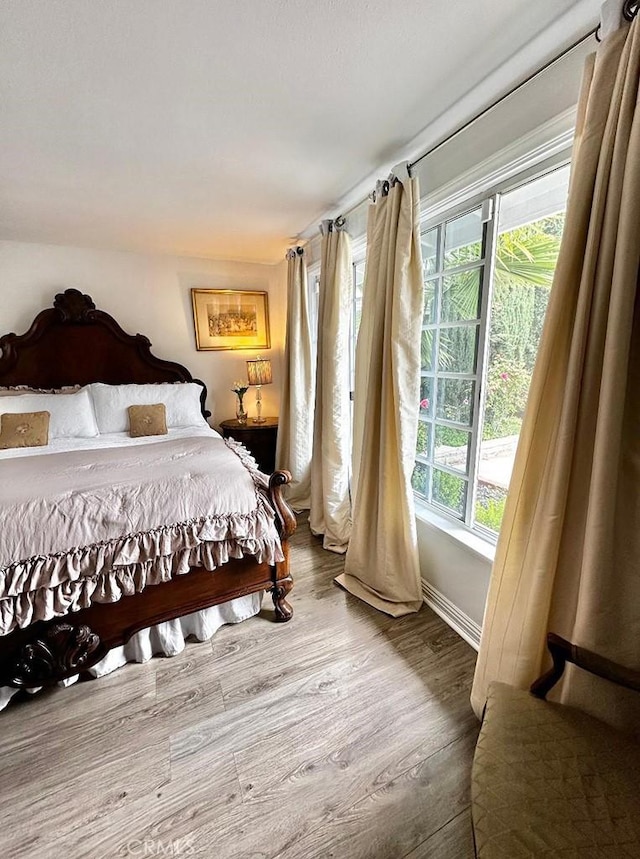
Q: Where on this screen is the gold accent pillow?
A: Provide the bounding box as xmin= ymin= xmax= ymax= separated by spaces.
xmin=128 ymin=403 xmax=168 ymax=437
xmin=0 ymin=411 xmax=50 ymax=449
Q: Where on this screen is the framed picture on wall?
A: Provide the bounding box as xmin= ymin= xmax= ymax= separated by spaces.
xmin=191 ymin=288 xmax=271 ymax=351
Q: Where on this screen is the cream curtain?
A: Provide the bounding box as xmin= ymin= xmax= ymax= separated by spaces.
xmin=471 ymin=12 xmax=640 ymax=735
xmin=336 ymin=165 xmax=424 ymax=616
xmin=309 ymin=219 xmax=353 ymax=552
xmin=276 ymin=246 xmax=314 ymax=509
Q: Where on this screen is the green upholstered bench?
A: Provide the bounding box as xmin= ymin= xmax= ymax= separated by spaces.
xmin=471 ymin=634 xmax=640 ymax=857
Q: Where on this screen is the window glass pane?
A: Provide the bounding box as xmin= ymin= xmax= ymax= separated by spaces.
xmin=353 ymin=261 xmax=366 ymax=337
xmin=442 ymin=269 xmax=482 ymax=322
xmin=432 ymin=469 xmax=466 ymax=517
xmin=416 ymin=420 xmax=432 ymax=459
xmin=438 ymin=325 xmax=478 ymax=373
xmin=309 ymin=272 xmax=321 ymax=351
xmin=419 ymin=376 xmax=433 ymax=418
xmin=437 ymin=379 xmax=475 ymax=426
xmin=475 ymin=164 xmax=569 ymax=535
xmin=421 ymin=329 xmax=434 ymax=372
xmin=474 ymin=485 xmax=508 ymax=535
xmin=351 ymin=260 xmax=366 ymax=395
xmin=412 ymin=462 xmax=430 ymax=498
xmin=422 ymin=228 xmax=439 ymax=276
xmin=444 ymin=210 xmax=483 ymax=268
xmin=434 ymin=426 xmax=470 ymax=474
xmin=423 ymin=278 xmax=437 ymax=324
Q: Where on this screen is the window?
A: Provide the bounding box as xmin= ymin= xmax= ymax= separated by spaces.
xmin=308 ymin=267 xmax=320 ymax=350
xmin=351 ymin=257 xmax=366 ymax=395
xmin=413 ymin=203 xmax=492 ymax=519
xmin=413 ymin=164 xmax=570 ymax=539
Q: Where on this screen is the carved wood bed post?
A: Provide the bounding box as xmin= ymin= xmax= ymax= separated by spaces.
xmin=268 ymin=471 xmax=296 ymax=622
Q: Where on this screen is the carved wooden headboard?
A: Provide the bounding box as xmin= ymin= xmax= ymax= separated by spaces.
xmin=0 ymin=289 xmax=211 ymax=418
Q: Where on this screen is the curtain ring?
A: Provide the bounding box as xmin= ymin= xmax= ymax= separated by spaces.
xmin=595 ymin=22 xmax=602 ymax=41
xmin=334 ymin=215 xmax=346 ymax=229
xmin=623 ymin=0 xmax=638 ymax=21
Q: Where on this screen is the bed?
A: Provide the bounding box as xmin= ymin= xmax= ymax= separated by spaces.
xmin=0 ymin=288 xmax=295 ymax=707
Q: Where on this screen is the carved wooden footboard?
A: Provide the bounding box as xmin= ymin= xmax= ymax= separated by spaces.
xmin=0 ymin=290 xmax=296 ymax=692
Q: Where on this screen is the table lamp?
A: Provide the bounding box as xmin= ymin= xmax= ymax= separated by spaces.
xmin=246 ymin=357 xmax=272 ymax=424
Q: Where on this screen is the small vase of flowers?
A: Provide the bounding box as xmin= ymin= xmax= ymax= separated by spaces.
xmin=231 ymin=381 xmax=249 ymax=424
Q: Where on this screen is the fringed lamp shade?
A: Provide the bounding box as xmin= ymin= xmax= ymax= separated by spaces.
xmin=246 ymin=358 xmax=272 ymax=423
xmin=246 ymin=358 xmax=272 ymax=386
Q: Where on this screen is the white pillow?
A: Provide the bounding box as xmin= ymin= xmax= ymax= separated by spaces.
xmin=88 ymin=383 xmax=208 ymax=433
xmin=0 ymin=388 xmax=99 ymax=438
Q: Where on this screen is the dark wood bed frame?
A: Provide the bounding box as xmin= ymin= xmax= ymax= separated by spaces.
xmin=0 ymin=289 xmax=295 ymax=691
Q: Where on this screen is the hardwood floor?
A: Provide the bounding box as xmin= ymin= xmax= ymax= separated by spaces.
xmin=0 ymin=517 xmax=479 ymax=859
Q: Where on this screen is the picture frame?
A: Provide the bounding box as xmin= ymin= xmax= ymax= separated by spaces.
xmin=191 ymin=288 xmax=271 ymax=351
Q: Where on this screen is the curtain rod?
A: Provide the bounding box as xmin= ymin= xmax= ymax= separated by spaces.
xmin=408 ymin=26 xmax=598 ymax=173
xmin=299 ymin=16 xmax=616 ymax=240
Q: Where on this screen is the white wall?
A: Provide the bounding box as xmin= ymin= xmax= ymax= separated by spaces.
xmin=417 ymin=517 xmax=492 ymax=633
xmin=0 ymin=241 xmax=287 ymax=424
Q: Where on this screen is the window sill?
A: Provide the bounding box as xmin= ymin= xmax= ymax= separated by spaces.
xmin=414 ymin=499 xmax=497 ymax=564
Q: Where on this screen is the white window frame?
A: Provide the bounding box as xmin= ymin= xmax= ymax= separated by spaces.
xmin=350 ymin=242 xmax=367 ymax=399
xmin=307 ymin=262 xmax=321 ymax=350
xmin=415 ymin=153 xmax=573 ymax=545
xmin=415 ymin=196 xmax=498 ymax=531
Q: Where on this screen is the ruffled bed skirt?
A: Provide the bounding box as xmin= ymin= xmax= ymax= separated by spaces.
xmin=0 ymin=591 xmax=262 ymax=712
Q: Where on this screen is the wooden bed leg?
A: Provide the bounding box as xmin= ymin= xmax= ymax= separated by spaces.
xmin=271 ymin=577 xmax=294 ymax=623
xmin=268 ymin=471 xmax=296 ymax=622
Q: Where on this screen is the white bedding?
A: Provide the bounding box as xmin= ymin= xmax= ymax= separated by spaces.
xmin=88 ymin=382 xmax=209 ymax=433
xmin=0 ymin=426 xmax=282 ymax=636
xmin=0 ymin=423 xmax=220 ymax=459
xmin=0 ymin=387 xmax=99 ymax=438
xmin=0 ymin=378 xmax=280 ymax=712
xmin=0 ymin=425 xmax=274 ymax=712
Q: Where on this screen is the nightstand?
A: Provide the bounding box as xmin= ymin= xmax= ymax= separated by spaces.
xmin=219 ymin=417 xmax=279 ymax=474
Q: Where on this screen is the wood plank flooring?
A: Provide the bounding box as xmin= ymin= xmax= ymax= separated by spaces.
xmin=0 ymin=517 xmax=479 ymax=859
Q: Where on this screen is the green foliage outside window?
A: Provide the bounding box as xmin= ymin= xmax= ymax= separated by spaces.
xmin=432 ymin=469 xmax=466 ymax=515
xmin=474 ymin=494 xmax=507 ymax=531
xmin=482 ymin=359 xmax=530 ymax=440
xmin=483 ymin=215 xmax=564 ymax=442
xmin=416 ymin=212 xmax=565 ymax=531
xmin=416 ymin=420 xmax=430 ymax=457
xmin=476 ymin=214 xmax=564 ymax=531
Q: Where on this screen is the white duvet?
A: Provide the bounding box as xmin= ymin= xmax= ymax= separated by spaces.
xmin=0 ymin=428 xmax=282 ymax=636
xmin=0 ymin=423 xmax=220 ymax=459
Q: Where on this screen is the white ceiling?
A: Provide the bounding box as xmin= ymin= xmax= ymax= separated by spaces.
xmin=0 ymin=0 xmax=601 ymax=264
